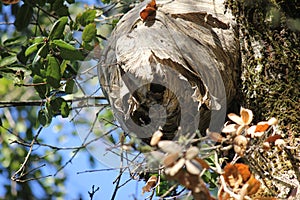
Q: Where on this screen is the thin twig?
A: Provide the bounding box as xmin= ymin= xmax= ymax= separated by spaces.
xmin=88 ymin=185 xmax=100 ymax=200
xmin=11 ymin=127 xmax=43 ymax=182
xmin=111 ymin=151 xmax=124 ymax=200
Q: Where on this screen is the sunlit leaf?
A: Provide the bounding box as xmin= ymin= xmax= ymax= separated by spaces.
xmin=0 ymin=55 xmax=18 ymax=67
xmin=158 ymin=141 xmax=181 ymax=154
xmin=227 ymin=113 xmax=244 ymax=125
xmin=25 ymin=43 xmax=41 ymax=56
xmin=60 ymin=100 xmax=69 ymax=118
xmin=240 ymin=107 xmax=253 ymax=125
xmin=168 ymin=158 xmax=185 ymax=176
xmin=82 ymin=23 xmax=96 ymax=43
xmin=49 ymin=16 xmax=68 ymax=40
xmin=3 ymin=36 xmax=26 ymax=46
xmin=52 ymin=39 xmax=76 ymax=51
xmin=77 ymin=9 xmax=96 ymax=26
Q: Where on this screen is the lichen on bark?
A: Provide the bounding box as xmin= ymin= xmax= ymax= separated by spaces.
xmin=226 ymin=0 xmax=300 ymax=135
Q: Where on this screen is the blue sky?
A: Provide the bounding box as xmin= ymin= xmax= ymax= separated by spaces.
xmin=0 ymin=0 xmax=149 ymax=199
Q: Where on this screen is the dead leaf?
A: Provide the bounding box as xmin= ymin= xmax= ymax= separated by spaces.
xmin=240 ymin=107 xmax=253 ymax=125
xmin=150 ymin=130 xmax=163 ymax=146
xmin=186 ymin=159 xmax=202 ymax=175
xmin=163 ymin=152 xmax=179 ymax=167
xmin=207 ymin=129 xmax=225 ymax=142
xmin=194 ymin=157 xmax=210 ymax=169
xmin=140 ymin=0 xmax=157 ymax=21
xmin=142 ymin=175 xmax=157 ymax=194
xmin=185 ymin=146 xmax=199 ymax=160
xmin=267 ymin=117 xmax=278 ymax=125
xmin=246 ymin=174 xmax=261 ymax=195
xmin=255 ymin=122 xmax=269 ymax=132
xmin=265 ymin=134 xmax=281 ymax=143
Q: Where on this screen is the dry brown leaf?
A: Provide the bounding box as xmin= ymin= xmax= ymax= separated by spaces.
xmin=168 ymin=158 xmax=185 ymax=176
xmin=228 ymin=113 xmax=244 ymax=125
xmin=142 ymin=175 xmax=157 ymax=194
xmin=140 ymin=0 xmax=157 ymax=21
xmin=235 ymin=163 xmax=251 ymax=182
xmin=185 ymin=159 xmax=202 ymax=175
xmin=163 ymin=152 xmax=179 ymax=167
xmin=255 ymin=122 xmax=269 ymax=132
xmin=265 ymin=134 xmax=281 ymax=143
xmin=246 ymin=174 xmax=261 ymax=195
xmin=267 ymin=117 xmax=278 ymax=125
xmin=150 ymin=130 xmax=163 ymax=146
xmin=194 ymin=157 xmax=210 ymax=169
xmin=233 ymin=135 xmax=248 ymax=156
xmin=222 ymin=124 xmax=239 ymax=133
xmin=207 ymin=129 xmax=225 ymax=142
xmin=185 ymin=146 xmax=199 ymax=160
xmin=158 ymin=140 xmax=181 ymax=153
xmin=240 ymin=107 xmax=253 ymax=125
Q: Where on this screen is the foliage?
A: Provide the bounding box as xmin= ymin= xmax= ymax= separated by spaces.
xmin=0 ymin=0 xmax=134 ymax=199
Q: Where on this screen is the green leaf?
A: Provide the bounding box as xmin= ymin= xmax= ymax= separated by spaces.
xmin=0 ymin=55 xmax=18 ymax=67
xmin=60 ymin=60 xmax=68 ymax=75
xmin=66 ymin=0 xmax=75 ymax=4
xmin=32 ymin=43 xmax=49 ymax=65
xmin=77 ymin=10 xmax=96 ymax=26
xmin=52 ymin=40 xmax=76 ymax=51
xmin=14 ymin=4 xmax=33 ymax=31
xmin=82 ymin=41 xmax=94 ymax=51
xmin=33 ymin=75 xmax=48 ymax=98
xmin=60 ymin=48 xmax=85 ymax=61
xmin=17 ymin=46 xmax=28 ymax=64
xmin=56 ymin=5 xmax=69 ymax=17
xmin=82 ymin=23 xmax=96 ymax=43
xmin=49 ymin=16 xmax=68 ymax=40
xmin=3 ymin=36 xmax=27 ymax=46
xmin=38 ymin=109 xmax=51 ymax=126
xmin=49 ymin=97 xmax=69 ymax=117
xmin=60 ymin=100 xmax=69 ymax=118
xmin=36 ymin=0 xmax=46 ymax=6
xmin=51 ymin=0 xmax=63 ymax=11
xmin=25 ymin=43 xmax=41 ymax=56
xmin=65 ymin=79 xmax=76 ymax=94
xmin=30 ymin=36 xmax=46 ymax=44
xmin=38 ymin=44 xmax=49 ymax=58
xmin=46 ymin=56 xmax=61 ymax=88
xmin=51 ymin=0 xmax=69 ymax=16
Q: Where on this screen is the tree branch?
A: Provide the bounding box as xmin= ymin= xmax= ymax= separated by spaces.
xmin=0 ymin=96 xmax=108 ymax=108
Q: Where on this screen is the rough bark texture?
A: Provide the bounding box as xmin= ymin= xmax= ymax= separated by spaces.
xmin=226 ymin=0 xmax=300 ymax=198
xmin=99 ymin=0 xmax=240 ymax=140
